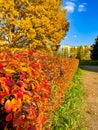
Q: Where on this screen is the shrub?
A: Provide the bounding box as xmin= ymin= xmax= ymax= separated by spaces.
xmin=0 ymin=49 xmax=79 ymax=130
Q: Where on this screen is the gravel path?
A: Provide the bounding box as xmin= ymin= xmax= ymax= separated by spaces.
xmin=81 ymin=66 xmax=98 ymax=130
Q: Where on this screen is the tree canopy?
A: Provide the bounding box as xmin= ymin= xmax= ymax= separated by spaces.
xmin=91 ymin=36 xmax=98 ymax=60
xmin=0 ymin=0 xmax=69 ymax=51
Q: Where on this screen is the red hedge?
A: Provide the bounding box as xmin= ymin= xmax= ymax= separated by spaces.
xmin=0 ymin=49 xmax=79 ymax=130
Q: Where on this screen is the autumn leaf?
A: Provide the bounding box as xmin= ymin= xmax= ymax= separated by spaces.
xmin=14 ymin=53 xmax=19 ymax=59
xmin=11 ymin=98 xmax=17 ymax=112
xmin=29 ymin=50 xmax=33 ymax=56
xmin=21 ymin=67 xmax=28 ymax=72
xmin=5 ymin=100 xmax=12 ymax=113
xmin=5 ymin=78 xmax=15 ymax=87
xmin=0 ymin=63 xmax=3 ymax=69
xmin=6 ymin=113 xmax=13 ymax=122
xmin=0 ymin=91 xmax=7 ymax=96
xmin=17 ymin=89 xmax=23 ymax=99
xmin=5 ymin=68 xmax=15 ymax=73
xmin=0 ymin=97 xmax=5 ymax=104
xmin=16 ymin=98 xmax=22 ymax=109
xmin=2 ymin=84 xmax=10 ymax=94
xmin=28 ymin=126 xmax=36 ymax=130
xmin=20 ymin=72 xmax=26 ymax=79
xmin=6 ymin=73 xmax=12 ymax=78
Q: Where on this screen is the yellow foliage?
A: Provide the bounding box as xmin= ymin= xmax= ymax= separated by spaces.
xmin=0 ymin=0 xmax=69 ymax=51
xmin=4 ymin=68 xmax=16 ymax=73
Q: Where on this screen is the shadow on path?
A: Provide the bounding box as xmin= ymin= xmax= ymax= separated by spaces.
xmin=80 ymin=65 xmax=98 ymax=72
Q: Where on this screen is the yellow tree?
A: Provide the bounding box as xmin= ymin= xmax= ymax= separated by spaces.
xmin=0 ymin=0 xmax=69 ymax=51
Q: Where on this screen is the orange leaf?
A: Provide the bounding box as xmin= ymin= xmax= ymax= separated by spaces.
xmin=6 ymin=113 xmax=12 ymax=121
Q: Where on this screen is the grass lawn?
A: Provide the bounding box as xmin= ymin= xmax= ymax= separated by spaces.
xmin=50 ymin=68 xmax=85 ymax=130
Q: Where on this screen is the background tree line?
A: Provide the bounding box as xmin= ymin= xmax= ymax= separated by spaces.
xmin=58 ymin=45 xmax=91 ymax=60
xmin=58 ymin=35 xmax=98 ymax=60
xmin=91 ymin=36 xmax=98 ymax=60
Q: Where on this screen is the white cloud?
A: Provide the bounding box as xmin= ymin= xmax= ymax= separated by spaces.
xmin=78 ymin=3 xmax=87 ymax=12
xmin=64 ymin=1 xmax=76 ymax=13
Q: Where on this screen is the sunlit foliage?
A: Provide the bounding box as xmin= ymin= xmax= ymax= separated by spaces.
xmin=0 ymin=0 xmax=69 ymax=51
xmin=0 ymin=48 xmax=78 ymax=130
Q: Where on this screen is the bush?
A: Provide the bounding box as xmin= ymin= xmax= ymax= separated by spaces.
xmin=0 ymin=49 xmax=79 ymax=130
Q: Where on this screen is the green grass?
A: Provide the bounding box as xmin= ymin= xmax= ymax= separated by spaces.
xmin=50 ymin=68 xmax=85 ymax=130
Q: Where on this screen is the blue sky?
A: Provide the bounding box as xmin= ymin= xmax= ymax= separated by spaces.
xmin=60 ymin=0 xmax=98 ymax=46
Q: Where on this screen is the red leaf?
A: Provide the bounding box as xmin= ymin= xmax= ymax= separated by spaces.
xmin=5 ymin=78 xmax=14 ymax=87
xmin=28 ymin=126 xmax=36 ymax=130
xmin=0 ymin=63 xmax=3 ymax=69
xmin=6 ymin=113 xmax=12 ymax=121
xmin=17 ymin=81 xmax=26 ymax=87
xmin=14 ymin=53 xmax=19 ymax=59
xmin=0 ymin=92 xmax=7 ymax=96
xmin=29 ymin=50 xmax=33 ymax=56
xmin=18 ymin=89 xmax=23 ymax=99
xmin=20 ymin=72 xmax=26 ymax=79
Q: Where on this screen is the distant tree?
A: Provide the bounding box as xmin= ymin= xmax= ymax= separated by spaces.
xmin=76 ymin=46 xmax=83 ymax=60
xmin=91 ymin=36 xmax=98 ymax=60
xmin=70 ymin=46 xmax=77 ymax=58
xmin=83 ymin=45 xmax=91 ymax=60
xmin=0 ymin=0 xmax=69 ymax=51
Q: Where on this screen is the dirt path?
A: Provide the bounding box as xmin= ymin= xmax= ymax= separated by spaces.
xmin=81 ymin=66 xmax=98 ymax=130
